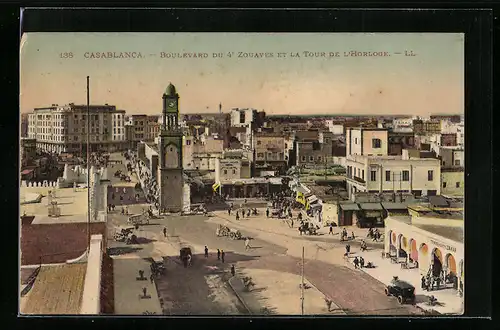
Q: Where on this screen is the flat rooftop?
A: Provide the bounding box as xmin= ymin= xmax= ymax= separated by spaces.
xmin=21 ymin=264 xmax=86 ymax=315
xmin=20 ymin=187 xmax=89 ymax=224
xmin=389 ymin=216 xmax=463 ymax=243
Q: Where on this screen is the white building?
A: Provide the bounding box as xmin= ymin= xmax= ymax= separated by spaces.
xmin=27 ymin=103 xmax=126 ymax=154
xmin=345 ymin=153 xmax=441 ymax=200
xmin=441 ymin=120 xmax=464 ymax=148
xmin=392 ymin=118 xmax=414 ymax=133
xmin=384 ymin=215 xmax=463 ymax=294
xmin=324 ymin=120 xmax=344 ymax=135
xmin=440 ymin=147 xmax=464 ymax=168
xmin=230 ymin=108 xmax=255 ymax=128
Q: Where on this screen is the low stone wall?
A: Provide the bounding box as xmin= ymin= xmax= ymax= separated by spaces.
xmin=21 ymin=180 xmax=58 ymax=188
xmin=80 ymin=234 xmax=103 ymax=314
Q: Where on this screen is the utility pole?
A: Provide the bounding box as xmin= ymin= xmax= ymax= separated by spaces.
xmin=86 ymin=76 xmax=91 ymax=250
xmin=301 ymin=246 xmax=305 ymax=315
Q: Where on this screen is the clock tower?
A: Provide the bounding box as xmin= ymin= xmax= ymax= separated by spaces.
xmin=158 ymin=83 xmax=184 ymax=212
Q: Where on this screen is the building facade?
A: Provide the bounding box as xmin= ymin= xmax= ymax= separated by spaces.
xmin=441 ymin=168 xmax=464 ymax=197
xmin=27 ymin=103 xmax=126 ymax=154
xmin=346 ymin=127 xmax=389 ymax=157
xmin=254 ymin=133 xmax=287 ymax=175
xmin=345 ymin=154 xmax=441 ymax=200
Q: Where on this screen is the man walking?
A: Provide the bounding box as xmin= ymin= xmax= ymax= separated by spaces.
xmin=163 ymin=227 xmax=167 ymax=238
xmin=221 ymin=250 xmax=225 ymax=263
xmin=204 ymin=246 xmax=209 ymax=258
xmin=217 ymin=249 xmax=221 ymax=260
xmin=230 ymin=264 xmax=235 ymax=277
xmin=329 ymin=224 xmax=333 ymax=235
xmin=353 ymin=256 xmax=360 ymax=269
xmin=236 ymin=212 xmax=240 ymax=221
xmin=245 ymin=238 xmax=250 ymax=250
xmin=266 ymin=207 xmax=270 ymax=218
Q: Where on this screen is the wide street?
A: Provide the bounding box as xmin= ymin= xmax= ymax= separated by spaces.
xmin=106 ymin=203 xmax=423 ymax=315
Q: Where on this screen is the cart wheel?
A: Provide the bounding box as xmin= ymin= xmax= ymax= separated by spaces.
xmin=384 ymin=288 xmax=390 ymax=296
xmin=397 ymin=296 xmax=404 ymax=304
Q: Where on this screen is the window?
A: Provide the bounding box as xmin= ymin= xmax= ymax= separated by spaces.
xmin=370 ymin=170 xmax=376 ymax=181
xmin=455 ymin=160 xmax=461 ymax=166
xmin=257 ymin=152 xmax=264 ymax=158
xmin=309 ymin=156 xmax=314 ymax=161
xmin=443 ymin=182 xmax=447 ymax=188
xmin=317 ymin=156 xmax=322 ymax=162
xmin=428 ymin=170 xmax=434 ymax=181
xmin=456 ymin=182 xmax=460 ymax=188
xmin=372 ymin=138 xmax=381 ymax=148
xmin=301 ymin=156 xmax=306 ymax=161
xmin=355 ymin=138 xmax=358 ymax=144
xmin=257 ymin=140 xmax=262 ymax=145
xmin=442 ymin=161 xmax=446 ymax=166
xmin=402 ymin=170 xmax=410 ymax=181
xmin=385 ymin=170 xmax=391 ymax=181
xmin=362 ymin=170 xmax=364 ymax=180
xmin=233 ymin=169 xmax=236 ymax=174
xmin=224 ymin=170 xmax=227 ymax=175
xmin=186 ymin=140 xmax=191 ymax=145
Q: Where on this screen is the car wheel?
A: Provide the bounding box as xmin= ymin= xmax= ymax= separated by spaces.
xmin=397 ymin=296 xmax=404 ymax=304
xmin=384 ymin=288 xmax=390 ymax=296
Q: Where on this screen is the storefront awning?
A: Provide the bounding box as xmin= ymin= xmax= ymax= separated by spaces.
xmin=339 ymin=203 xmax=360 ymax=211
xmin=381 ymin=202 xmax=408 ymax=210
xmin=295 ymin=186 xmax=309 ymax=194
xmin=359 ymin=203 xmax=384 ymax=211
xmin=268 ymin=178 xmax=283 ymax=185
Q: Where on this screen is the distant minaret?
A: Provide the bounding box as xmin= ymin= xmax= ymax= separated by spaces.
xmin=219 ymin=102 xmax=222 ymax=114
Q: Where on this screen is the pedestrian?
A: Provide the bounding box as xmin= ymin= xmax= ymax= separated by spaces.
xmin=347 ymin=244 xmax=351 ymax=254
xmin=236 ymin=212 xmax=240 ymax=221
xmin=345 ymin=244 xmax=349 ymax=255
xmin=361 ymin=240 xmax=367 ymax=252
xmin=204 ymin=246 xmax=209 ymax=258
xmin=121 ymin=207 xmax=125 ymax=215
xmin=163 ymin=227 xmax=167 ymax=237
xmin=245 ymin=238 xmax=250 ymax=250
xmin=187 ymin=254 xmax=192 ymax=267
xmin=231 ymin=264 xmax=235 ymax=277
xmin=353 ymin=257 xmax=359 ymax=269
xmin=150 ymin=273 xmax=154 ymax=283
xmin=221 ymin=250 xmax=225 ymax=263
xmin=228 ymin=207 xmax=231 ymax=216
xmin=266 ymin=208 xmax=270 ymax=218
xmin=125 ymin=206 xmax=128 ymax=215
xmin=247 ymin=209 xmax=251 ymax=217
xmin=421 ymin=276 xmax=426 ymax=290
xmin=217 ymin=249 xmax=221 ymax=260
xmin=360 ymin=257 xmax=365 ymax=268
xmin=291 ymin=219 xmax=294 ymax=228
xmin=351 ymin=231 xmax=355 ymax=240
xmin=329 ymin=224 xmax=333 ymax=235
xmin=299 ymin=226 xmax=303 ymax=236
xmin=241 ymin=210 xmax=245 ymax=218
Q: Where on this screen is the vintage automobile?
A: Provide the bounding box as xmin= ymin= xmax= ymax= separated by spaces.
xmin=384 ymin=277 xmax=416 ymax=304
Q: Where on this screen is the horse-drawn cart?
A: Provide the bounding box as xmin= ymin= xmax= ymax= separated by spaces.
xmin=216 ymin=224 xmax=243 ymax=240
xmin=113 ymin=226 xmax=138 ymax=244
xmin=128 ymin=212 xmax=150 ymax=225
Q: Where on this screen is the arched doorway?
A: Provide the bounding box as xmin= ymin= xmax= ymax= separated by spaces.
xmin=389 ymin=231 xmax=397 ymax=256
xmin=431 ymin=248 xmax=443 ymax=277
xmin=398 ymin=234 xmax=407 ymax=259
xmin=446 ymin=254 xmax=457 ymax=275
xmin=409 ymin=239 xmax=418 ymax=262
xmin=419 ymin=243 xmax=429 ymax=272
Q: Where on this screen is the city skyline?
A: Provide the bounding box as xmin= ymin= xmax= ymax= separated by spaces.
xmin=20 ymin=33 xmax=464 ymax=116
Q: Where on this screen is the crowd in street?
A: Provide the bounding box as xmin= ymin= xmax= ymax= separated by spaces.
xmin=125 ymin=151 xmax=161 ymax=212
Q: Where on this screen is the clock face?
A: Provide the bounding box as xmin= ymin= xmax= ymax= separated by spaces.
xmin=168 ymin=100 xmax=177 ymax=108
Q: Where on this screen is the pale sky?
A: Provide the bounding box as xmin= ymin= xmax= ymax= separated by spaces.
xmin=20 ymin=33 xmax=464 ymax=116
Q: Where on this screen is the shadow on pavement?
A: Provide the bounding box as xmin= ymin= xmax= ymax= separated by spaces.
xmin=154 ymin=252 xmax=264 ymax=315
xmin=107 ymin=246 xmax=143 ymax=256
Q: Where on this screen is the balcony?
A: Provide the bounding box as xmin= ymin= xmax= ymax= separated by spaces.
xmin=346 ymin=175 xmax=366 ymax=185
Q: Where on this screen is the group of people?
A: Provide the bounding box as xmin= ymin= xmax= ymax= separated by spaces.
xmin=340 ymin=227 xmax=355 ymax=241
xmin=352 ymin=256 xmax=366 ymax=269
xmin=234 ymin=206 xmax=258 ymax=220
xmin=127 ymin=151 xmax=160 ymax=211
xmin=368 ymin=227 xmax=382 ymax=242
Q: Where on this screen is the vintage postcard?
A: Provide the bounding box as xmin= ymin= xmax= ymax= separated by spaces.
xmin=19 ymin=32 xmax=464 ymax=316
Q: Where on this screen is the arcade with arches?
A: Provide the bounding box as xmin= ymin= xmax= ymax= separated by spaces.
xmin=384 ymin=217 xmax=464 ymax=293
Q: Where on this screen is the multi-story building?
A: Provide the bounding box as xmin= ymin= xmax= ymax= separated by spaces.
xmin=27 ymin=103 xmax=126 ymax=154
xmin=345 ymin=153 xmax=441 ymax=200
xmin=346 ymin=127 xmax=389 ymax=156
xmin=21 ymin=113 xmax=29 ymax=138
xmin=254 ymin=132 xmax=287 ymax=175
xmin=441 ymin=167 xmax=464 ymax=197
xmin=230 ymin=108 xmax=255 ymax=128
xmin=345 ymin=127 xmax=441 ymax=199
xmin=125 ymin=114 xmax=160 ymax=149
